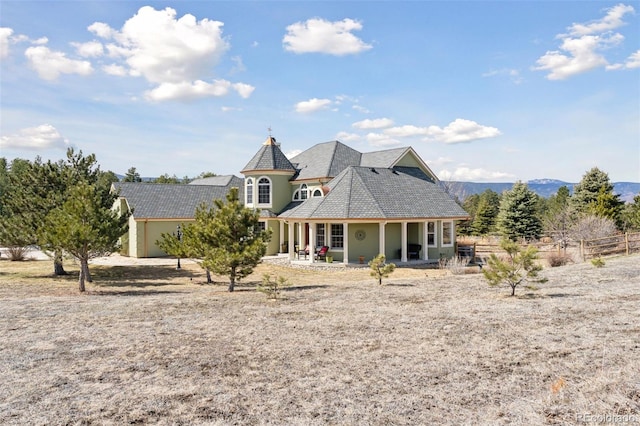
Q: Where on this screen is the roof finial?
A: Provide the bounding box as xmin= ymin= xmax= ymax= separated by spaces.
xmin=268 ymin=126 xmax=272 ymax=137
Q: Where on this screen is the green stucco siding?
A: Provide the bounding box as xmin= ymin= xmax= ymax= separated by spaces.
xmin=348 ymin=223 xmax=380 ymax=263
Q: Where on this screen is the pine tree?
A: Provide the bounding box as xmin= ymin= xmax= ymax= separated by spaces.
xmin=123 ymin=167 xmax=142 ymax=182
xmin=621 ymin=195 xmax=640 ymax=231
xmin=483 ymin=239 xmax=543 ymax=296
xmin=470 ymin=189 xmax=500 ymax=235
xmin=572 ymin=167 xmax=613 ymax=212
xmin=45 ymin=181 xmax=130 ymax=292
xmin=496 ymin=181 xmax=542 ymax=241
xmin=157 ymin=187 xmax=271 ymax=292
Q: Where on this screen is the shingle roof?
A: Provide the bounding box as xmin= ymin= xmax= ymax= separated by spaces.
xmin=360 ymin=147 xmax=409 ymax=168
xmin=241 ymin=137 xmax=296 ymax=173
xmin=289 ymin=141 xmax=362 ymax=181
xmin=188 ymin=175 xmax=244 ymax=187
xmin=113 ymin=182 xmax=243 ymax=219
xmin=278 ymin=166 xmax=468 ymax=220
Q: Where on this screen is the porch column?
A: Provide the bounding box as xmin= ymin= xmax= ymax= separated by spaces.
xmin=288 ymin=221 xmax=295 ymax=260
xmin=423 ymin=221 xmax=429 ymax=261
xmin=379 ymin=222 xmax=386 ymax=258
xmin=343 ymin=222 xmax=349 ymax=264
xmin=308 ymin=223 xmax=315 ymax=264
xmin=401 ymin=221 xmax=408 ymax=262
xmin=279 ymin=220 xmax=285 ymax=253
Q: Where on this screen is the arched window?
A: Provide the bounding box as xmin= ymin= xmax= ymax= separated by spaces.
xmin=300 ymin=184 xmax=308 ymax=200
xmin=312 ymin=189 xmax=322 ymax=197
xmin=258 ymin=177 xmax=271 ymax=205
xmin=246 ymin=178 xmax=254 ymax=205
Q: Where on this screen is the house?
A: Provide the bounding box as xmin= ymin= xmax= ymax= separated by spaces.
xmin=114 ymin=137 xmax=469 ymax=263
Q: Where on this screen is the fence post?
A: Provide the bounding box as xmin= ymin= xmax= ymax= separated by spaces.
xmin=625 ymin=232 xmax=629 ymax=256
xmin=580 ymin=239 xmax=585 ymax=261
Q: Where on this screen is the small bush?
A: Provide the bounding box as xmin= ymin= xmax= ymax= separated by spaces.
xmin=369 ymin=254 xmax=396 ymax=285
xmin=439 ymin=256 xmax=469 ymax=275
xmin=257 ymin=274 xmax=291 ymax=300
xmin=6 ymin=246 xmax=31 ymax=261
xmin=547 ymin=252 xmax=572 ymax=267
xmin=591 ymin=257 xmax=605 ymax=268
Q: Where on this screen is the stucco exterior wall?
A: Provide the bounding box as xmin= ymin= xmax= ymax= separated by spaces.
xmin=347 ymin=223 xmax=380 ymax=263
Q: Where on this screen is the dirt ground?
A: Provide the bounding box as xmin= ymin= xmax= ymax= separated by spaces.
xmin=0 ymin=254 xmax=639 ymax=425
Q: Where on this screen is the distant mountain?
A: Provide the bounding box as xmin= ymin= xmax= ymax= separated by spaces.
xmin=443 ymin=180 xmax=640 ymax=203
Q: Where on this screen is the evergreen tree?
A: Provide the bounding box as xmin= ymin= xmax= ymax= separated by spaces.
xmin=157 ymin=187 xmax=271 ymax=292
xmin=542 ymin=186 xmax=574 ymax=251
xmin=123 ymin=167 xmax=142 ymax=182
xmin=496 ymin=181 xmax=542 ymax=241
xmin=0 ymin=149 xmax=117 ymax=275
xmin=45 ymin=181 xmax=129 ymax=292
xmin=572 ymin=167 xmax=613 ymax=212
xmin=483 ymin=239 xmax=543 ymax=297
xmin=588 ymin=186 xmax=624 ymax=228
xmin=621 ymin=195 xmax=640 ymax=231
xmin=470 ymin=189 xmax=500 ymax=235
xmin=153 ymin=174 xmax=181 ymax=184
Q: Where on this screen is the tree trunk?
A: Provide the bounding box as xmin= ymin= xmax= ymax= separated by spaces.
xmin=78 ymin=259 xmax=88 ymax=292
xmin=228 ymin=267 xmax=236 ymax=292
xmin=53 ymin=249 xmax=67 ymax=276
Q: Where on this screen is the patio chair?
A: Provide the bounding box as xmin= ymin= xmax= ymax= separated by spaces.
xmin=316 ymin=245 xmax=329 ymax=260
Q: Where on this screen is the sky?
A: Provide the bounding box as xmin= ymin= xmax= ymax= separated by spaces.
xmin=1 ymin=1 xmax=639 ymax=183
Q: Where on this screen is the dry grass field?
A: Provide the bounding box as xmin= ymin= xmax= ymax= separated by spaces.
xmin=0 ymin=255 xmax=639 ymax=425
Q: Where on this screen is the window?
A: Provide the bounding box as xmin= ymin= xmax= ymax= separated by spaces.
xmin=427 ymin=221 xmax=436 ymax=247
xmin=293 ymin=190 xmax=300 ymax=201
xmin=257 ymin=222 xmax=266 ymax=233
xmin=312 ymin=189 xmax=322 ymax=197
xmin=300 ymin=184 xmax=308 ymax=200
xmin=258 ymin=177 xmax=271 ymax=205
xmin=442 ymin=221 xmax=453 ymax=246
xmin=331 ymin=224 xmax=344 ymax=248
xmin=246 ymin=178 xmax=253 ymax=205
xmin=316 ymin=224 xmax=325 ymax=247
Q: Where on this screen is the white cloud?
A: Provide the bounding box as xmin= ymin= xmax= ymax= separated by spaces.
xmin=384 ymin=124 xmax=431 ymax=138
xmin=366 ymin=132 xmax=401 ymax=147
xmin=352 ymin=118 xmax=394 ymax=129
xmin=607 ymin=49 xmax=640 ymax=70
xmin=103 ymin=63 xmax=128 ymax=76
xmin=482 ymin=68 xmax=523 ymax=84
xmin=145 ymin=79 xmax=235 ymax=101
xmin=295 ymin=98 xmax=332 ymax=113
xmin=336 ymin=131 xmax=360 ymax=142
xmin=286 ymin=149 xmax=303 ymax=159
xmin=0 ymin=124 xmax=70 ymax=150
xmin=533 ymin=3 xmax=635 ymax=80
xmin=71 ymin=40 xmax=104 ymax=57
xmin=424 ymin=119 xmax=502 ymax=144
xmin=568 ymin=3 xmax=635 ymax=36
xmin=25 ymin=45 xmax=93 ymax=80
xmin=427 ymin=156 xmax=454 ymax=167
xmin=352 ymin=104 xmax=371 ymax=114
xmin=283 ymin=18 xmax=372 ymax=55
xmin=1 ymin=27 xmax=13 ymax=58
xmin=438 ymin=167 xmax=514 ymax=182
xmin=84 ymin=6 xmax=253 ymax=101
xmin=232 ymin=82 xmax=255 ymax=99
xmin=378 ymin=119 xmax=501 ymax=143
xmin=90 ymin=6 xmax=229 ymax=84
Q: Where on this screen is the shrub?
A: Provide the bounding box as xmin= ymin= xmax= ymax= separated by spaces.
xmin=439 ymin=256 xmax=469 ymax=275
xmin=6 ymin=246 xmax=31 ymax=261
xmin=591 ymin=257 xmax=605 ymax=268
xmin=369 ymin=254 xmax=396 ymax=285
xmin=257 ymin=274 xmax=291 ymax=300
xmin=483 ymin=239 xmax=544 ymax=296
xmin=547 ymin=252 xmax=572 ymax=267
